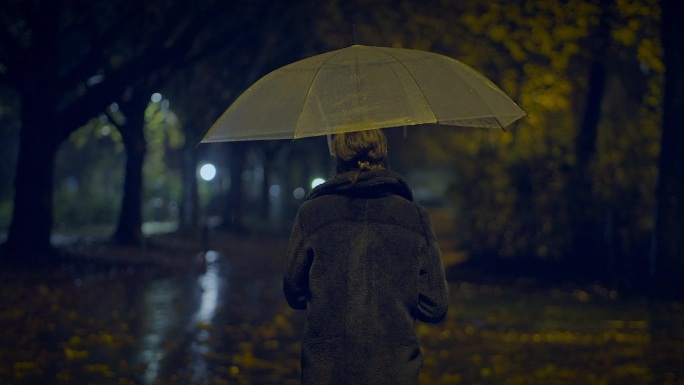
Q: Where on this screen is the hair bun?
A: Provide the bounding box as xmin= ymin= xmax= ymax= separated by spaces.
xmin=357 ymin=160 xmax=372 ymax=170
xmin=332 ymin=130 xmax=388 ymax=174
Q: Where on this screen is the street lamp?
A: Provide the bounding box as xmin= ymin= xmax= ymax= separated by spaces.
xmin=311 ymin=177 xmax=325 ymax=189
xmin=199 ymin=163 xmax=217 ymax=181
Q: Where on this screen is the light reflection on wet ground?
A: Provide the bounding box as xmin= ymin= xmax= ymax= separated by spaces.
xmin=193 ymin=251 xmax=222 ymax=326
xmin=138 ymin=278 xmax=184 ymax=384
xmin=188 ymin=250 xmax=224 ymax=385
xmin=135 ymin=250 xmax=227 ymax=385
xmin=130 ymin=251 xmax=220 ymax=385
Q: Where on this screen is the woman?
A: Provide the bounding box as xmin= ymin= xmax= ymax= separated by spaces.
xmin=284 ymin=129 xmax=449 ymax=385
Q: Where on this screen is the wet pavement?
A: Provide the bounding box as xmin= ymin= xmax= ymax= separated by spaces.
xmin=1 ymin=232 xmax=683 ymax=385
xmin=131 ymin=250 xmax=225 ymax=385
xmin=127 ymin=235 xmax=301 ymax=384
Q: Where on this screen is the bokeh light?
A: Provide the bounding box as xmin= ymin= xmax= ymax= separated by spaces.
xmin=311 ymin=178 xmax=325 ymax=189
xmin=199 ymin=164 xmax=217 ymax=181
xmin=293 ymin=187 xmax=305 ymax=199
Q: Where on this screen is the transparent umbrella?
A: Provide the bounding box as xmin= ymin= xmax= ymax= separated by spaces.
xmin=201 ymin=45 xmax=526 ymax=143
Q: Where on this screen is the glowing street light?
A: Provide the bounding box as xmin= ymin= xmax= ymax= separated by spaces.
xmin=311 ymin=177 xmax=326 ymax=189
xmin=199 ymin=163 xmax=217 ymax=181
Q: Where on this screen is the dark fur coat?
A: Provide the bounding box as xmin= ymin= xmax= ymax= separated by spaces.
xmin=284 ymin=168 xmax=449 ymax=385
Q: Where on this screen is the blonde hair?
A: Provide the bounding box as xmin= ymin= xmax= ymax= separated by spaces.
xmin=331 ymin=130 xmax=387 ymax=177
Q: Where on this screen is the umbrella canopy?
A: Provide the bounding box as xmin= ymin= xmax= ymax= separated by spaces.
xmin=201 ymin=45 xmax=526 ymax=143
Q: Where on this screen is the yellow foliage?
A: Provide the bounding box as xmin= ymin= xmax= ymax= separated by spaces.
xmin=14 ymin=361 xmax=39 ymax=370
xmin=63 ymin=346 xmax=89 ymax=360
xmin=100 ymin=332 xmax=115 ymax=345
xmin=439 ymin=372 xmax=462 ymax=383
xmin=84 ymin=363 xmax=115 ymax=377
xmin=68 ymin=335 xmax=82 ymax=346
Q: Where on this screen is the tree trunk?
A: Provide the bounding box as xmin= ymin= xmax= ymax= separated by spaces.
xmin=225 ymin=142 xmax=247 ymax=232
xmin=261 ymin=156 xmax=272 ymax=222
xmin=653 ymin=0 xmax=684 ymax=297
xmin=568 ymin=0 xmax=610 ymax=280
xmin=1 ymin=2 xmax=61 ymax=261
xmin=3 ymin=102 xmax=60 ymax=259
xmin=180 ymin=143 xmax=200 ymax=232
xmin=260 ymin=144 xmax=280 ymax=222
xmin=111 ymin=91 xmax=148 ymax=246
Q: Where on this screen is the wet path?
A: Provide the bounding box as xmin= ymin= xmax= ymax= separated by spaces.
xmin=1 ymin=234 xmax=683 ymax=385
xmin=129 ymin=237 xmax=684 ymax=385
xmin=131 ymin=237 xmax=302 ymax=384
xmin=133 ymin=250 xmax=235 ymax=385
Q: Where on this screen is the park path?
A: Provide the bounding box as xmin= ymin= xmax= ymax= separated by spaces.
xmin=1 ymin=231 xmax=682 ymax=385
xmin=132 ymin=234 xmax=302 ymax=385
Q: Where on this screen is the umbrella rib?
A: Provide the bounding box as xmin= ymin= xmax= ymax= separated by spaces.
xmin=452 ymin=63 xmax=512 ymax=130
xmin=374 ymin=48 xmax=439 ymax=123
xmin=294 ymin=49 xmax=349 ymax=138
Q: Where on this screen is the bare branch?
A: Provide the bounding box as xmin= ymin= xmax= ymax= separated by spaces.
xmin=57 ymin=4 xmax=143 ymax=93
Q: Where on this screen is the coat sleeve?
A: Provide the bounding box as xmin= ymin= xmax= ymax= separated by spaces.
xmin=416 ymin=207 xmax=450 ymax=323
xmin=283 ymin=211 xmax=311 ymax=310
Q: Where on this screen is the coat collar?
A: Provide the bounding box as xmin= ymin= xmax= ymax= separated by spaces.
xmin=307 ymin=169 xmax=414 ymax=201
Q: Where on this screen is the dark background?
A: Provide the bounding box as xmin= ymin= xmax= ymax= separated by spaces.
xmin=2 ymin=0 xmax=682 ymax=293
xmin=0 ymin=0 xmax=683 ymax=383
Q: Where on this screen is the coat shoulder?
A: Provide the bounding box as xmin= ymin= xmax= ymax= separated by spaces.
xmin=299 ymin=193 xmax=431 ymax=239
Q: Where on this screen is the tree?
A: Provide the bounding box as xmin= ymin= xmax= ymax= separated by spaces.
xmin=0 ymin=0 xmax=252 ymax=258
xmin=0 ymin=87 xmax=20 ymax=230
xmin=654 ymin=0 xmax=684 ymax=297
xmin=108 ymin=88 xmax=150 ymax=246
xmin=568 ymin=0 xmax=611 ymax=280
